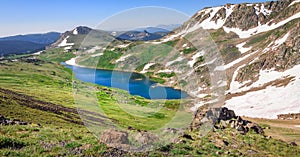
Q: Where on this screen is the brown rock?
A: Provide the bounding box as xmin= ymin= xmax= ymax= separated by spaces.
xmin=99 ymin=129 xmax=129 ymax=145
xmin=135 ymin=131 xmax=159 ymax=144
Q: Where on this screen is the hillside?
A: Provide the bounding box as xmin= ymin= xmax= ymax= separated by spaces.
xmin=0 ymin=32 xmax=60 ymax=56
xmin=0 ymin=41 xmax=46 ymax=56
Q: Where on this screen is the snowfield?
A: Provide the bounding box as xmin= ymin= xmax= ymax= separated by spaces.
xmin=58 ymin=36 xmax=74 ymax=47
xmin=223 ymin=12 xmax=300 ymax=38
xmin=225 ymin=64 xmax=300 ymax=119
xmin=236 ymin=42 xmax=252 ymax=54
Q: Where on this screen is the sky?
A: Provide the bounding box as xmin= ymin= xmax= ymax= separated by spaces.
xmin=0 ymin=0 xmax=268 ymax=37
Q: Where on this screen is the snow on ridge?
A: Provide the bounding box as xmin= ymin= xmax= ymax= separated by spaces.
xmin=64 ymin=46 xmax=72 ymax=50
xmin=91 ymin=53 xmax=104 ymax=57
xmin=115 ymin=54 xmax=132 ymax=63
xmin=161 ymin=5 xmax=234 ymax=42
xmin=58 ymin=36 xmax=74 ymax=47
xmin=275 ymin=32 xmax=290 ymax=46
xmin=254 ymin=4 xmax=272 ymax=16
xmin=157 ymin=69 xmax=173 ymax=73
xmin=225 ymin=65 xmax=300 ymax=119
xmin=140 ymin=63 xmax=155 ymax=73
xmin=116 ymin=44 xmax=130 ymax=48
xmin=188 ymin=51 xmax=205 ymax=67
xmin=166 ymin=56 xmax=184 ymax=67
xmin=227 ymin=64 xmax=248 ymax=93
xmin=223 ymin=12 xmax=300 ymax=38
xmin=232 ymin=64 xmax=300 ymax=94
xmin=65 ymin=57 xmax=79 ymax=66
xmin=288 ymin=0 xmax=300 ymax=7
xmin=73 ymin=28 xmax=78 ymax=35
xmin=236 ymin=42 xmax=252 ymax=54
xmin=87 ymin=46 xmax=103 ymax=53
xmin=214 ymin=50 xmax=259 ymax=71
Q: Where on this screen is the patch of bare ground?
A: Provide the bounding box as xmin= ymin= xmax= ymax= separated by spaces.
xmin=243 ymin=117 xmax=300 ymax=146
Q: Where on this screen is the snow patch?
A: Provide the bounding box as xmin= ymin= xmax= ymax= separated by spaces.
xmin=157 ymin=69 xmax=173 ymax=73
xmin=140 ymin=63 xmax=155 ymax=73
xmin=73 ymin=28 xmax=78 ymax=35
xmin=116 ymin=44 xmax=130 ymax=48
xmin=288 ymin=0 xmax=300 ymax=7
xmin=215 ymin=50 xmax=259 ymax=71
xmin=65 ymin=57 xmax=79 ymax=66
xmin=226 ymin=65 xmax=300 ymax=118
xmin=223 ymin=12 xmax=300 ymax=38
xmin=225 ymin=64 xmax=300 ymax=119
xmin=58 ymin=36 xmax=74 ymax=47
xmin=115 ymin=54 xmax=132 ymax=62
xmin=273 ymin=32 xmax=290 ymax=50
xmin=188 ymin=51 xmax=205 ymax=67
xmin=254 ymin=4 xmax=272 ymax=16
xmin=33 ymin=51 xmax=43 ymax=55
xmin=236 ymin=42 xmax=252 ymax=54
xmin=87 ymin=46 xmax=103 ymax=53
xmin=166 ymin=56 xmax=184 ymax=67
xmin=64 ymin=46 xmax=72 ymax=50
xmin=91 ymin=53 xmax=104 ymax=57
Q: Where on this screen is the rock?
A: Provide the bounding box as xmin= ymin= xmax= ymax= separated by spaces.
xmin=191 ymin=106 xmax=265 ymax=135
xmin=236 ymin=125 xmax=247 ymax=135
xmin=277 ymin=113 xmax=300 ymax=120
xmin=134 ymin=131 xmax=158 ymax=144
xmin=246 ymin=123 xmax=264 ymax=135
xmin=99 ymin=129 xmax=129 ymax=145
xmin=289 ymin=142 xmax=297 ymax=146
xmin=215 ymin=139 xmax=229 ymax=148
xmin=182 ymin=134 xmax=193 ymax=140
xmin=218 ymin=108 xmax=236 ymax=121
xmin=163 ymin=128 xmax=179 ymax=134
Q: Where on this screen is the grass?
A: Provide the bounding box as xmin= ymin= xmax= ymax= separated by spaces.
xmin=38 ymin=48 xmax=75 ymax=63
xmin=0 ymin=61 xmax=75 ymax=108
xmin=96 ymin=89 xmax=191 ymax=130
xmin=244 ymin=117 xmax=300 ymax=146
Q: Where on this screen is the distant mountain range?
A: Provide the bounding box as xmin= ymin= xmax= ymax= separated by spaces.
xmin=114 ymin=30 xmax=168 ymax=41
xmin=0 ymin=32 xmax=60 ymax=56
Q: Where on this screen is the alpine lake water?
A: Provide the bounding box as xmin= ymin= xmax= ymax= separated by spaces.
xmin=63 ymin=63 xmax=188 ymax=99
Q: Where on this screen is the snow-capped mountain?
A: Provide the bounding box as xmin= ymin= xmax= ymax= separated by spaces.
xmin=159 ymin=0 xmax=300 ymax=118
xmin=50 ymin=0 xmax=300 ymax=119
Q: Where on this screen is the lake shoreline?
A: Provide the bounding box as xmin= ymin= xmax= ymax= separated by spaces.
xmin=64 ymin=57 xmax=190 ymax=99
xmin=64 ymin=56 xmax=188 ymax=93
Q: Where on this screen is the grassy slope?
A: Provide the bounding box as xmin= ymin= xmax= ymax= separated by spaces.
xmin=0 ymin=51 xmax=299 ymax=156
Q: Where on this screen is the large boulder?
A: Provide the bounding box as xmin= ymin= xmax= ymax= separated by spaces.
xmin=191 ymin=106 xmax=264 ymax=135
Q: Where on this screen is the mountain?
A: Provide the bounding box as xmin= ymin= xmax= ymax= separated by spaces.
xmin=0 ymin=40 xmax=46 ymax=55
xmin=0 ymin=32 xmax=60 ymax=44
xmin=115 ymin=30 xmax=168 ymax=41
xmin=0 ymin=32 xmax=60 ymax=56
xmin=73 ymin=0 xmax=300 ymax=119
xmin=157 ymin=0 xmax=300 ymax=118
xmin=49 ymin=26 xmax=118 ymax=50
xmin=134 ymin=27 xmax=171 ymax=33
xmin=156 ymin=24 xmax=181 ymax=31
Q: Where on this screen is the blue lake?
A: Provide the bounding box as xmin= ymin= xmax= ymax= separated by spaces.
xmin=63 ymin=63 xmax=188 ymax=99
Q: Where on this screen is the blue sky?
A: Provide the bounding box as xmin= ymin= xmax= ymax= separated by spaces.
xmin=0 ymin=0 xmax=267 ymax=37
